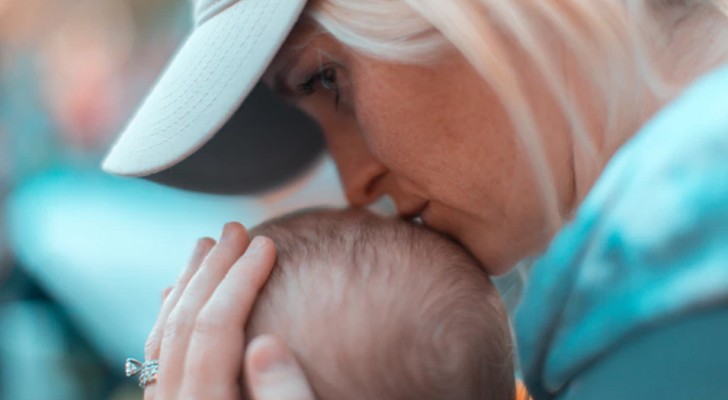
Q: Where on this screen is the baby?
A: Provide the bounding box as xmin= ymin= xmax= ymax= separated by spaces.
xmin=245 ymin=208 xmax=515 ymax=400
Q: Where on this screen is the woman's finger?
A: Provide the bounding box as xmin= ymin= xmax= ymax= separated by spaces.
xmin=143 ymin=286 xmax=173 ymax=400
xmin=181 ymin=236 xmax=276 ymax=399
xmin=160 ymin=286 xmax=173 ymax=303
xmin=156 ymin=222 xmax=250 ymax=399
xmin=146 ymin=239 xmax=216 ymax=358
xmin=245 ymin=335 xmax=317 ymax=400
xmin=143 ymin=237 xmax=215 ymax=400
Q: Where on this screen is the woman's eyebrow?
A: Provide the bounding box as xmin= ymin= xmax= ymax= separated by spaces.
xmin=271 ymin=49 xmax=305 ymax=98
xmin=272 ymin=68 xmax=294 ymax=98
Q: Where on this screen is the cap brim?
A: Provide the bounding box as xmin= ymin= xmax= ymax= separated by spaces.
xmin=103 ymin=0 xmax=323 ymax=194
xmin=146 ymin=83 xmax=325 ymax=194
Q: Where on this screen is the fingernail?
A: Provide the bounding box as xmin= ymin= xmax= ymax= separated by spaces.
xmin=161 ymin=286 xmax=173 ymax=303
xmin=252 ymin=336 xmax=293 ymax=377
xmin=191 ymin=238 xmax=205 ymax=257
xmin=220 ymin=223 xmax=235 ymax=243
xmin=246 ymin=236 xmax=267 ymax=255
xmin=188 ymin=237 xmax=209 ymax=261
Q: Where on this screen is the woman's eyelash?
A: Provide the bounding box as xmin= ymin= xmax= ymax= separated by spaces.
xmin=296 ymin=66 xmax=341 ymax=107
xmin=296 ymin=73 xmax=319 ymax=95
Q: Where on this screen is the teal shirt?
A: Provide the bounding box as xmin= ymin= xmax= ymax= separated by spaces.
xmin=515 ymin=65 xmax=728 ymax=399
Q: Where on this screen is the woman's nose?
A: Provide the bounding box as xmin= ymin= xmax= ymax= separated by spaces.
xmin=337 ymin=149 xmax=388 ymax=207
xmin=324 ymin=133 xmax=388 ymax=207
xmin=329 ymin=140 xmax=426 ymax=214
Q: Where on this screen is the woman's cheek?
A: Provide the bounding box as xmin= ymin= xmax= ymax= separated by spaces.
xmin=351 ymin=108 xmax=394 ymax=162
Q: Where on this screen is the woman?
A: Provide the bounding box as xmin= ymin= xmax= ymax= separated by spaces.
xmin=106 ymin=0 xmax=728 ymax=399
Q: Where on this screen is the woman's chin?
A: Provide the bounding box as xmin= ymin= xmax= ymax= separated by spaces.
xmin=470 ymin=245 xmax=521 ymax=276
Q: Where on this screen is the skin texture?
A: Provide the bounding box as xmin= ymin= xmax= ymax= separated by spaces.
xmin=142 ymin=224 xmax=317 ymax=400
xmin=141 ymin=21 xmax=583 ymax=400
xmin=263 ymin=23 xmax=578 ymax=274
xmin=259 ymin=8 xmax=728 ymax=274
xmin=143 ymin=6 xmax=728 ymax=400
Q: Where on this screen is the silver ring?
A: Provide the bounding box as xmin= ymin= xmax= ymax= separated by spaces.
xmin=125 ymin=358 xmax=159 ymax=389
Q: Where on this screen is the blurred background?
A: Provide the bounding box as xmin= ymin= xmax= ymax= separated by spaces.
xmin=0 ymin=1 xmax=523 ymax=399
xmin=0 ymin=1 xmax=352 ymax=399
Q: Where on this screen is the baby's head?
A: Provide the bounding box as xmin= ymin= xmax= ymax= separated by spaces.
xmin=246 ymin=209 xmax=514 ymax=400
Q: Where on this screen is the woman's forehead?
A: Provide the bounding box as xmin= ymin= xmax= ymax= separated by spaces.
xmin=276 ymin=20 xmax=328 ymax=62
xmin=264 ymin=22 xmax=344 ymax=81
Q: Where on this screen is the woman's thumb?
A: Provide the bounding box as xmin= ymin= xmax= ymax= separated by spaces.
xmin=245 ymin=335 xmax=317 ymax=400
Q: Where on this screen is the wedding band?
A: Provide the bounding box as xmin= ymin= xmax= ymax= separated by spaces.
xmin=125 ymin=358 xmax=159 ymax=389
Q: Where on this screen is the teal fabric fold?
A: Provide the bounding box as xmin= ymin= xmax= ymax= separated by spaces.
xmin=515 ymin=65 xmax=728 ymax=399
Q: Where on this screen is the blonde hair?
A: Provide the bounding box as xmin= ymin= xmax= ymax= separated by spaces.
xmin=303 ymin=0 xmax=728 ymax=229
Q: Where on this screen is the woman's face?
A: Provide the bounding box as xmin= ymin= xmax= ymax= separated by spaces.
xmin=263 ymin=24 xmax=576 ymax=274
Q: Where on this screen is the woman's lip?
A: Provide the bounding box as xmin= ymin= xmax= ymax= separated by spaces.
xmin=400 ymin=200 xmax=430 ymax=221
xmin=415 ymin=201 xmax=431 ymax=226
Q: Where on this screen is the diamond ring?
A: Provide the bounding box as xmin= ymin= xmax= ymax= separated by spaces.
xmin=125 ymin=358 xmax=159 ymax=389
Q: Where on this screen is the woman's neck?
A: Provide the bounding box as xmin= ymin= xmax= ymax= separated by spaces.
xmin=655 ymin=4 xmax=728 ymax=93
xmin=572 ymin=4 xmax=728 ymax=207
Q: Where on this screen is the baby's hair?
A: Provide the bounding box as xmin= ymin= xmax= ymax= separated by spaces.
xmin=247 ymin=208 xmax=514 ymax=400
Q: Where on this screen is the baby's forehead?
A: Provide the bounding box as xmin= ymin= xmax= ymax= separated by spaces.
xmin=252 ymin=210 xmax=493 ymax=309
xmin=252 ymin=208 xmax=470 ymax=265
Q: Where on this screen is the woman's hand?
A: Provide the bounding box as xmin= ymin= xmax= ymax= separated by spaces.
xmin=142 ymin=222 xmax=317 ymax=400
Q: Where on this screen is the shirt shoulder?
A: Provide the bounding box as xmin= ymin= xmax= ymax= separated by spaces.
xmin=515 ymin=65 xmax=728 ymax=399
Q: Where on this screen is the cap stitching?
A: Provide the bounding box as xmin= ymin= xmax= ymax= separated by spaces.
xmin=195 ymin=0 xmax=238 ymax=27
xmin=145 ymin=4 xmax=254 ymax=133
xmin=128 ymin=0 xmax=282 ymax=152
xmin=149 ymin=0 xmax=244 ymax=116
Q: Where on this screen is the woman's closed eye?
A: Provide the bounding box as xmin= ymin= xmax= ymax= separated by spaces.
xmin=296 ymin=65 xmax=342 ymax=108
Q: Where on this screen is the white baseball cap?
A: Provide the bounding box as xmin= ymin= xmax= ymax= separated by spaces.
xmin=102 ymin=0 xmax=325 ymax=194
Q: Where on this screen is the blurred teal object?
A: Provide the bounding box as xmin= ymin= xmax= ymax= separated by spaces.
xmin=5 ymin=166 xmax=265 ymax=363
xmin=0 ymin=54 xmax=66 ymax=185
xmin=4 ymin=159 xmax=346 ymax=365
xmin=0 ymin=301 xmax=101 ymax=400
xmin=516 ymin=64 xmax=728 ymax=399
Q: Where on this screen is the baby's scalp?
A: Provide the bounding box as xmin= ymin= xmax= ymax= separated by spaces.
xmin=246 ymin=209 xmax=514 ymax=400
